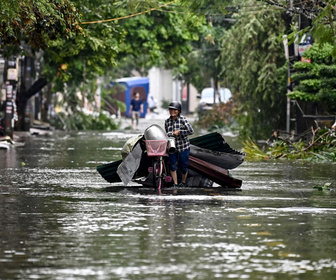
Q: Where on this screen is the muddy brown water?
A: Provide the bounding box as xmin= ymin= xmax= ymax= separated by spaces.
xmin=0 ymin=130 xmax=335 ymax=280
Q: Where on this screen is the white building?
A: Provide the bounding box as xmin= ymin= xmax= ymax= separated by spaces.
xmin=148 ymin=67 xmax=198 ymax=114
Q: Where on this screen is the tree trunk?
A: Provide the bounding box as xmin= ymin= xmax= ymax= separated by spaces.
xmin=42 ymin=83 xmax=52 ymax=122
xmin=16 ymin=77 xmax=47 ymax=131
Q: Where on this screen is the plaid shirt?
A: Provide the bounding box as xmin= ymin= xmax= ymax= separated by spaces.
xmin=165 ymin=114 xmax=194 ymax=152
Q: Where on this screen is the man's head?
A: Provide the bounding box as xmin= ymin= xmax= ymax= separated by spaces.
xmin=168 ymin=101 xmax=182 ymax=112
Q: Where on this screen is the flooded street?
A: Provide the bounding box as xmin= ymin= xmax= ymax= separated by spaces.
xmin=1 ymin=129 xmax=336 ymax=280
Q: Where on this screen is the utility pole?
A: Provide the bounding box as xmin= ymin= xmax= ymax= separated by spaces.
xmin=0 ymin=56 xmax=5 ymax=134
xmin=287 ymin=0 xmax=293 ymax=134
xmin=3 ymin=57 xmax=18 ymax=139
xmin=283 ymin=0 xmax=295 ymax=134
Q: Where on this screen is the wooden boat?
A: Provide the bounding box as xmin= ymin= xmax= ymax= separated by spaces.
xmin=97 ymin=130 xmax=245 ymax=189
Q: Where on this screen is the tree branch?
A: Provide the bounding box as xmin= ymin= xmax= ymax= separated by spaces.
xmin=22 ymin=77 xmax=47 ymax=102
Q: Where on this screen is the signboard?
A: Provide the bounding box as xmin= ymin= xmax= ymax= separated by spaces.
xmin=301 ymin=57 xmax=311 ymax=63
xmin=283 ymin=35 xmax=289 ymax=59
xmin=298 ymin=35 xmax=312 ymax=57
xmin=7 ymin=58 xmax=16 ymax=68
xmin=6 ymin=85 xmax=13 ymax=100
xmin=7 ymin=68 xmax=18 ymax=81
xmin=301 ymin=35 xmax=312 ymax=45
xmin=5 ymin=101 xmax=13 ymax=117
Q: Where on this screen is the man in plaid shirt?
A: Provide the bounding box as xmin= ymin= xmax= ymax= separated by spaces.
xmin=165 ymin=101 xmax=194 ymax=188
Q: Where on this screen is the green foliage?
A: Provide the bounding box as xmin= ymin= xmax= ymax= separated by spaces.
xmin=55 ymin=111 xmax=118 ymax=130
xmin=273 ymin=1 xmax=336 ymax=58
xmin=318 ymin=88 xmax=336 ymax=105
xmin=181 ymin=7 xmax=231 ymax=91
xmin=218 ymin=0 xmax=287 ymax=140
xmin=3 ymin=0 xmax=336 ymax=136
xmin=116 ymin=1 xmax=209 ymax=75
xmin=287 ymin=90 xmax=318 ymax=102
xmin=41 ymin=0 xmax=213 ymax=127
xmin=0 ymin=0 xmax=82 ymax=51
xmin=289 ymin=43 xmax=336 ymax=113
xmin=196 ymin=102 xmax=236 ymax=131
xmin=242 ymin=138 xmax=269 ymax=160
xmin=310 ymin=2 xmax=336 ymax=57
xmin=302 ymin=43 xmax=334 ymax=63
xmin=243 ymin=130 xmax=336 ymax=162
xmin=313 ymin=182 xmax=334 ymax=192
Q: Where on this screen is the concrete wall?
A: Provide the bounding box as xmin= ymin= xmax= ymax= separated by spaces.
xmin=148 ymin=67 xmax=199 ymax=113
xmin=188 ymin=83 xmax=198 ymax=113
xmin=148 ymin=67 xmax=173 ymax=108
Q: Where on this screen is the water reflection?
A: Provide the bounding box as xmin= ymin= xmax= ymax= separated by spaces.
xmin=0 ymin=131 xmax=336 ymax=280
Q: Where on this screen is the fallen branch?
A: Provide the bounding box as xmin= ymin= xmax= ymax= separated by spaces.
xmin=304 ymin=130 xmax=330 ymax=151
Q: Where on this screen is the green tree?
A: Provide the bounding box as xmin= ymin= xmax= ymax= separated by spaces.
xmin=182 ymin=12 xmax=232 ymax=91
xmin=260 ymin=1 xmax=336 ymax=56
xmin=178 ymin=0 xmax=237 ymax=91
xmin=0 ymin=0 xmax=82 ymax=51
xmin=218 ymin=0 xmax=287 ymax=140
xmin=42 ymin=0 xmax=215 ymax=130
xmin=67 ymin=0 xmax=237 ymax=90
xmin=0 ymin=0 xmax=83 ymax=130
xmin=288 ymin=43 xmax=336 ymax=114
xmin=1 ymin=0 xmax=213 ymax=130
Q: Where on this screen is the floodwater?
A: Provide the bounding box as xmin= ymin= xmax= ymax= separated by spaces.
xmin=0 ymin=130 xmax=336 ymax=280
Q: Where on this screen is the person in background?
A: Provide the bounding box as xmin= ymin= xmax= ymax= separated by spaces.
xmin=147 ymin=94 xmax=157 ymax=114
xmin=164 ymin=101 xmax=194 ymax=188
xmin=129 ymin=92 xmax=143 ymax=130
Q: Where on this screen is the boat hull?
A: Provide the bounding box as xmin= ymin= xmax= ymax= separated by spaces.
xmin=190 ymin=144 xmax=244 ymax=170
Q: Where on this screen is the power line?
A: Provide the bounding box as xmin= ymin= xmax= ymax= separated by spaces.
xmin=81 ymin=0 xmax=321 ymax=26
xmin=81 ymin=0 xmax=177 ymax=25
